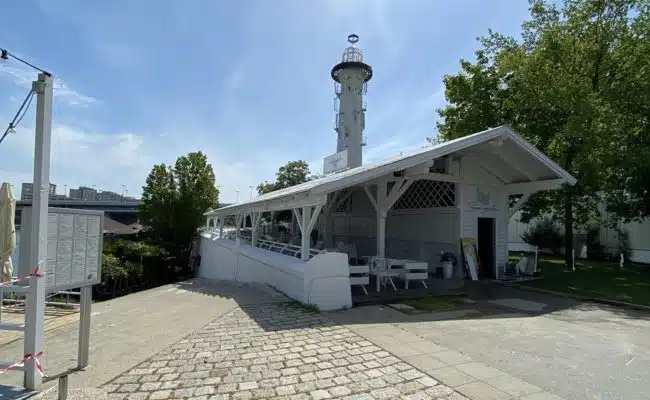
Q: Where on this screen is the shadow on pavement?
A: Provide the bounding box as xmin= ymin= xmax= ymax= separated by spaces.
xmin=177 ymin=277 xmax=650 ymax=331
xmin=0 ymin=385 xmax=36 ymax=399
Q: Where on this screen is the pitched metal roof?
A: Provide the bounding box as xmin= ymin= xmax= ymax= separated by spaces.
xmin=208 ymin=126 xmax=576 ymax=216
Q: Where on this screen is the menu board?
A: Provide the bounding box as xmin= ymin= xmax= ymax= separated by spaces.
xmin=19 ymin=207 xmax=103 ymax=292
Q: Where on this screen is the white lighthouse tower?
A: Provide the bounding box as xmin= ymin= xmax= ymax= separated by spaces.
xmin=327 ymin=34 xmax=373 ymax=172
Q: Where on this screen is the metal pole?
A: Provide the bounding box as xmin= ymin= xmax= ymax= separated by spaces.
xmin=77 ymin=286 xmax=91 ymax=369
xmin=58 ymin=375 xmax=68 ymax=400
xmin=24 ymin=73 xmax=52 ymax=390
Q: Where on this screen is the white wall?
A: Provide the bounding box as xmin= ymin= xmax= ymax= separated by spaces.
xmin=198 ymin=234 xmax=352 ymax=310
xmin=458 ymin=157 xmax=510 ymax=276
xmin=509 ymin=204 xmax=650 ymax=264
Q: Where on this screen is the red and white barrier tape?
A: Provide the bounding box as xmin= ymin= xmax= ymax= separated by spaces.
xmin=0 ymin=351 xmax=45 ymax=377
xmin=0 ymin=267 xmax=44 ymax=286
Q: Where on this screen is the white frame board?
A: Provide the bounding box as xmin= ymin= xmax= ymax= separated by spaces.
xmin=323 ymin=149 xmax=349 ymax=175
xmin=460 ymin=237 xmax=479 ymax=281
xmin=18 ymin=207 xmax=104 ymax=292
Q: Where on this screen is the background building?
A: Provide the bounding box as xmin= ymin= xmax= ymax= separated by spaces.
xmin=20 ymin=182 xmax=58 ymax=201
xmin=20 ymin=183 xmax=136 ymax=202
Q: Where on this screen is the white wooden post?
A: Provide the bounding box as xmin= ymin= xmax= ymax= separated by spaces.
xmin=24 ymin=73 xmax=53 ymax=390
xmin=235 ymin=214 xmax=242 ymax=245
xmin=364 ymin=179 xmax=414 ymax=258
xmin=376 ymin=182 xmax=387 ymax=257
xmin=251 ymin=212 xmax=261 ymax=246
xmin=294 ymin=206 xmax=322 ymax=261
xmin=301 ymin=207 xmax=311 ymax=260
xmin=322 ymin=191 xmax=342 ymax=249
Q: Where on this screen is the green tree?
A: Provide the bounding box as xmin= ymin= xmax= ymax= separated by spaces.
xmin=257 ymin=160 xmax=312 ymax=195
xmin=433 ymin=0 xmax=650 ymax=267
xmin=140 ymin=151 xmax=219 ymax=264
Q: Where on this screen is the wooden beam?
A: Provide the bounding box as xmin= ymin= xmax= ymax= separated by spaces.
xmin=307 ymin=205 xmax=322 ymax=233
xmin=324 ymin=191 xmax=342 ymax=215
xmin=333 ymin=189 xmax=353 ymax=211
xmin=489 ymin=146 xmax=537 ymax=181
xmin=363 ymin=186 xmax=378 ymax=212
xmin=506 ymin=179 xmax=565 ymax=194
xmin=509 ymin=193 xmax=532 ymax=218
xmin=386 ymin=179 xmax=414 ymax=210
xmin=292 ymin=208 xmax=303 ymax=233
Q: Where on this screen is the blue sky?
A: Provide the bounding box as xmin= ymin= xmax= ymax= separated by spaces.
xmin=0 ymin=0 xmax=533 ymax=203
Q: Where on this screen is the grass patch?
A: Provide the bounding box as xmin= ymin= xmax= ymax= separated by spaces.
xmin=403 ymin=295 xmax=471 ymax=313
xmin=285 ymin=300 xmax=320 ymax=313
xmin=511 ymin=254 xmax=650 ymax=307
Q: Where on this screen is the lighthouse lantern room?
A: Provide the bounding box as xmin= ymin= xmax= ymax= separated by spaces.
xmin=326 ymin=34 xmax=373 ymax=174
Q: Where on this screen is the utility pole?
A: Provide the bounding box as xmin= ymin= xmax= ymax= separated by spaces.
xmin=249 ymin=185 xmax=254 ymax=199
xmin=236 ymin=189 xmax=240 ymax=202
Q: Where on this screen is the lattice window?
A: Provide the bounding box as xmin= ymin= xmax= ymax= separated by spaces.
xmin=393 ymin=180 xmax=456 ymax=210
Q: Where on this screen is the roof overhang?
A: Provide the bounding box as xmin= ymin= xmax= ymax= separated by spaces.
xmin=206 ymin=125 xmax=577 ymax=217
xmin=205 ymin=191 xmax=327 ymax=217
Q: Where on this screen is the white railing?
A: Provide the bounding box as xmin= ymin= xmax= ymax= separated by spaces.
xmin=254 ymin=239 xmax=324 ymax=260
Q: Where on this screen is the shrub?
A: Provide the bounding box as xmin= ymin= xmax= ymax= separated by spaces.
xmin=102 ymin=254 xmax=129 ymax=281
xmin=102 ymin=238 xmax=173 ymax=297
xmin=521 ymin=218 xmax=564 ymax=254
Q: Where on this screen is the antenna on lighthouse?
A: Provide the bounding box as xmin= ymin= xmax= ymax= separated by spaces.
xmin=326 ymin=33 xmax=372 ymax=173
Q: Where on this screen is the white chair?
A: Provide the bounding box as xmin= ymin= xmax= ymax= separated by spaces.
xmin=402 ymin=261 xmax=429 ymax=289
xmin=349 ymin=264 xmax=370 ymax=295
xmin=368 ymin=257 xmax=398 ymax=292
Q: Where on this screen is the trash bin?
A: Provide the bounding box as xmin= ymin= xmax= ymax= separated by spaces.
xmin=442 ymin=261 xmax=454 ymax=279
xmin=439 ymin=251 xmax=457 ymax=280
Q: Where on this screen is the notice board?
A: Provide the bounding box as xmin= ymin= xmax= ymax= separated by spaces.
xmin=19 ymin=207 xmax=103 ymax=292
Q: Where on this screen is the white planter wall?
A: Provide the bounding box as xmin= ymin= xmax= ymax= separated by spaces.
xmin=198 ymin=234 xmax=352 ymax=310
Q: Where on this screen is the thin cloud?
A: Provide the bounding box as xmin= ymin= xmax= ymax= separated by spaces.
xmin=0 ymin=63 xmax=98 ymax=107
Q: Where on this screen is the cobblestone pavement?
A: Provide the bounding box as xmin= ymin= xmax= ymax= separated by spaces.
xmin=103 ymin=303 xmax=468 ymax=400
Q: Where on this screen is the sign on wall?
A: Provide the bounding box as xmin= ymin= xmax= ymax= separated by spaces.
xmin=323 ymin=149 xmax=348 ymax=175
xmin=466 ymin=185 xmax=497 ymax=210
xmin=19 ymin=207 xmax=103 ymax=292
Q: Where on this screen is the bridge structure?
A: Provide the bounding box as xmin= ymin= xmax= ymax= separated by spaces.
xmin=15 ymin=199 xmax=142 ymax=225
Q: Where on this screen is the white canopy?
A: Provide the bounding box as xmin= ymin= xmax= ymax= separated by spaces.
xmin=0 ymin=183 xmax=16 ymax=282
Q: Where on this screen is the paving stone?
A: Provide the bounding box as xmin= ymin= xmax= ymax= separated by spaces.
xmin=149 ymin=391 xmax=172 ymax=400
xmin=140 ymin=382 xmax=162 ymax=391
xmin=102 ymin=303 xmax=467 ymax=399
xmin=310 ymin=389 xmax=332 ymax=399
xmin=456 ymin=381 xmax=510 ymax=400
xmin=425 ymin=385 xmax=455 ymax=398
